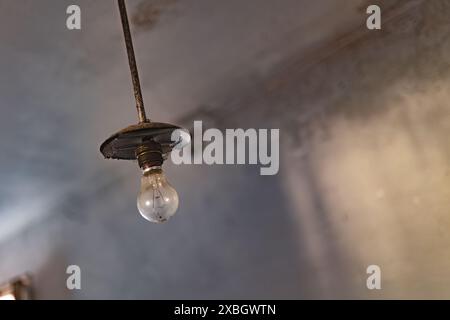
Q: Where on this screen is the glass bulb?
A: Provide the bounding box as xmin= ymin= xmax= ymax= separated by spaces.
xmin=137 ymin=167 xmax=179 ymax=223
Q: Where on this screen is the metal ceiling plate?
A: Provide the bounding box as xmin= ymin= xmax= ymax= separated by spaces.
xmin=100 ymin=122 xmax=183 ymax=160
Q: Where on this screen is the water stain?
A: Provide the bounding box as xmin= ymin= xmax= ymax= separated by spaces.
xmin=132 ymin=0 xmax=178 ymax=31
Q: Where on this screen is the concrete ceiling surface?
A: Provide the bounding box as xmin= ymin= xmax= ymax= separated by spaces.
xmin=0 ymin=0 xmax=428 ymax=299
xmin=0 ymin=0 xmax=368 ymax=242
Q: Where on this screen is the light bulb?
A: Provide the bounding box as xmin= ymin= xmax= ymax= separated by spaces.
xmin=137 ymin=166 xmax=179 ymax=223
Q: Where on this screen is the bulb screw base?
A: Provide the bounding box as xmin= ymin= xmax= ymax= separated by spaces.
xmin=136 ymin=141 xmax=163 ymax=170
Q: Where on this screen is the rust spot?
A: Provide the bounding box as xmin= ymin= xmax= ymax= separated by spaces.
xmin=132 ymin=0 xmax=177 ymax=31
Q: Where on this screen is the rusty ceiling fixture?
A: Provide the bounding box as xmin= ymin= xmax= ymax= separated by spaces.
xmin=100 ymin=0 xmax=189 ymax=223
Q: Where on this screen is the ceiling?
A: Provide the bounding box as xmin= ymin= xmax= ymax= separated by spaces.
xmin=0 ymin=0 xmax=369 ymax=240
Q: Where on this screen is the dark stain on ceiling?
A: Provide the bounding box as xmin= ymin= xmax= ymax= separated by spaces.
xmin=132 ymin=0 xmax=178 ymax=31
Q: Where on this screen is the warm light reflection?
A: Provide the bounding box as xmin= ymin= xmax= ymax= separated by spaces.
xmin=0 ymin=293 xmax=16 ymax=300
xmin=280 ymin=82 xmax=450 ymax=298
